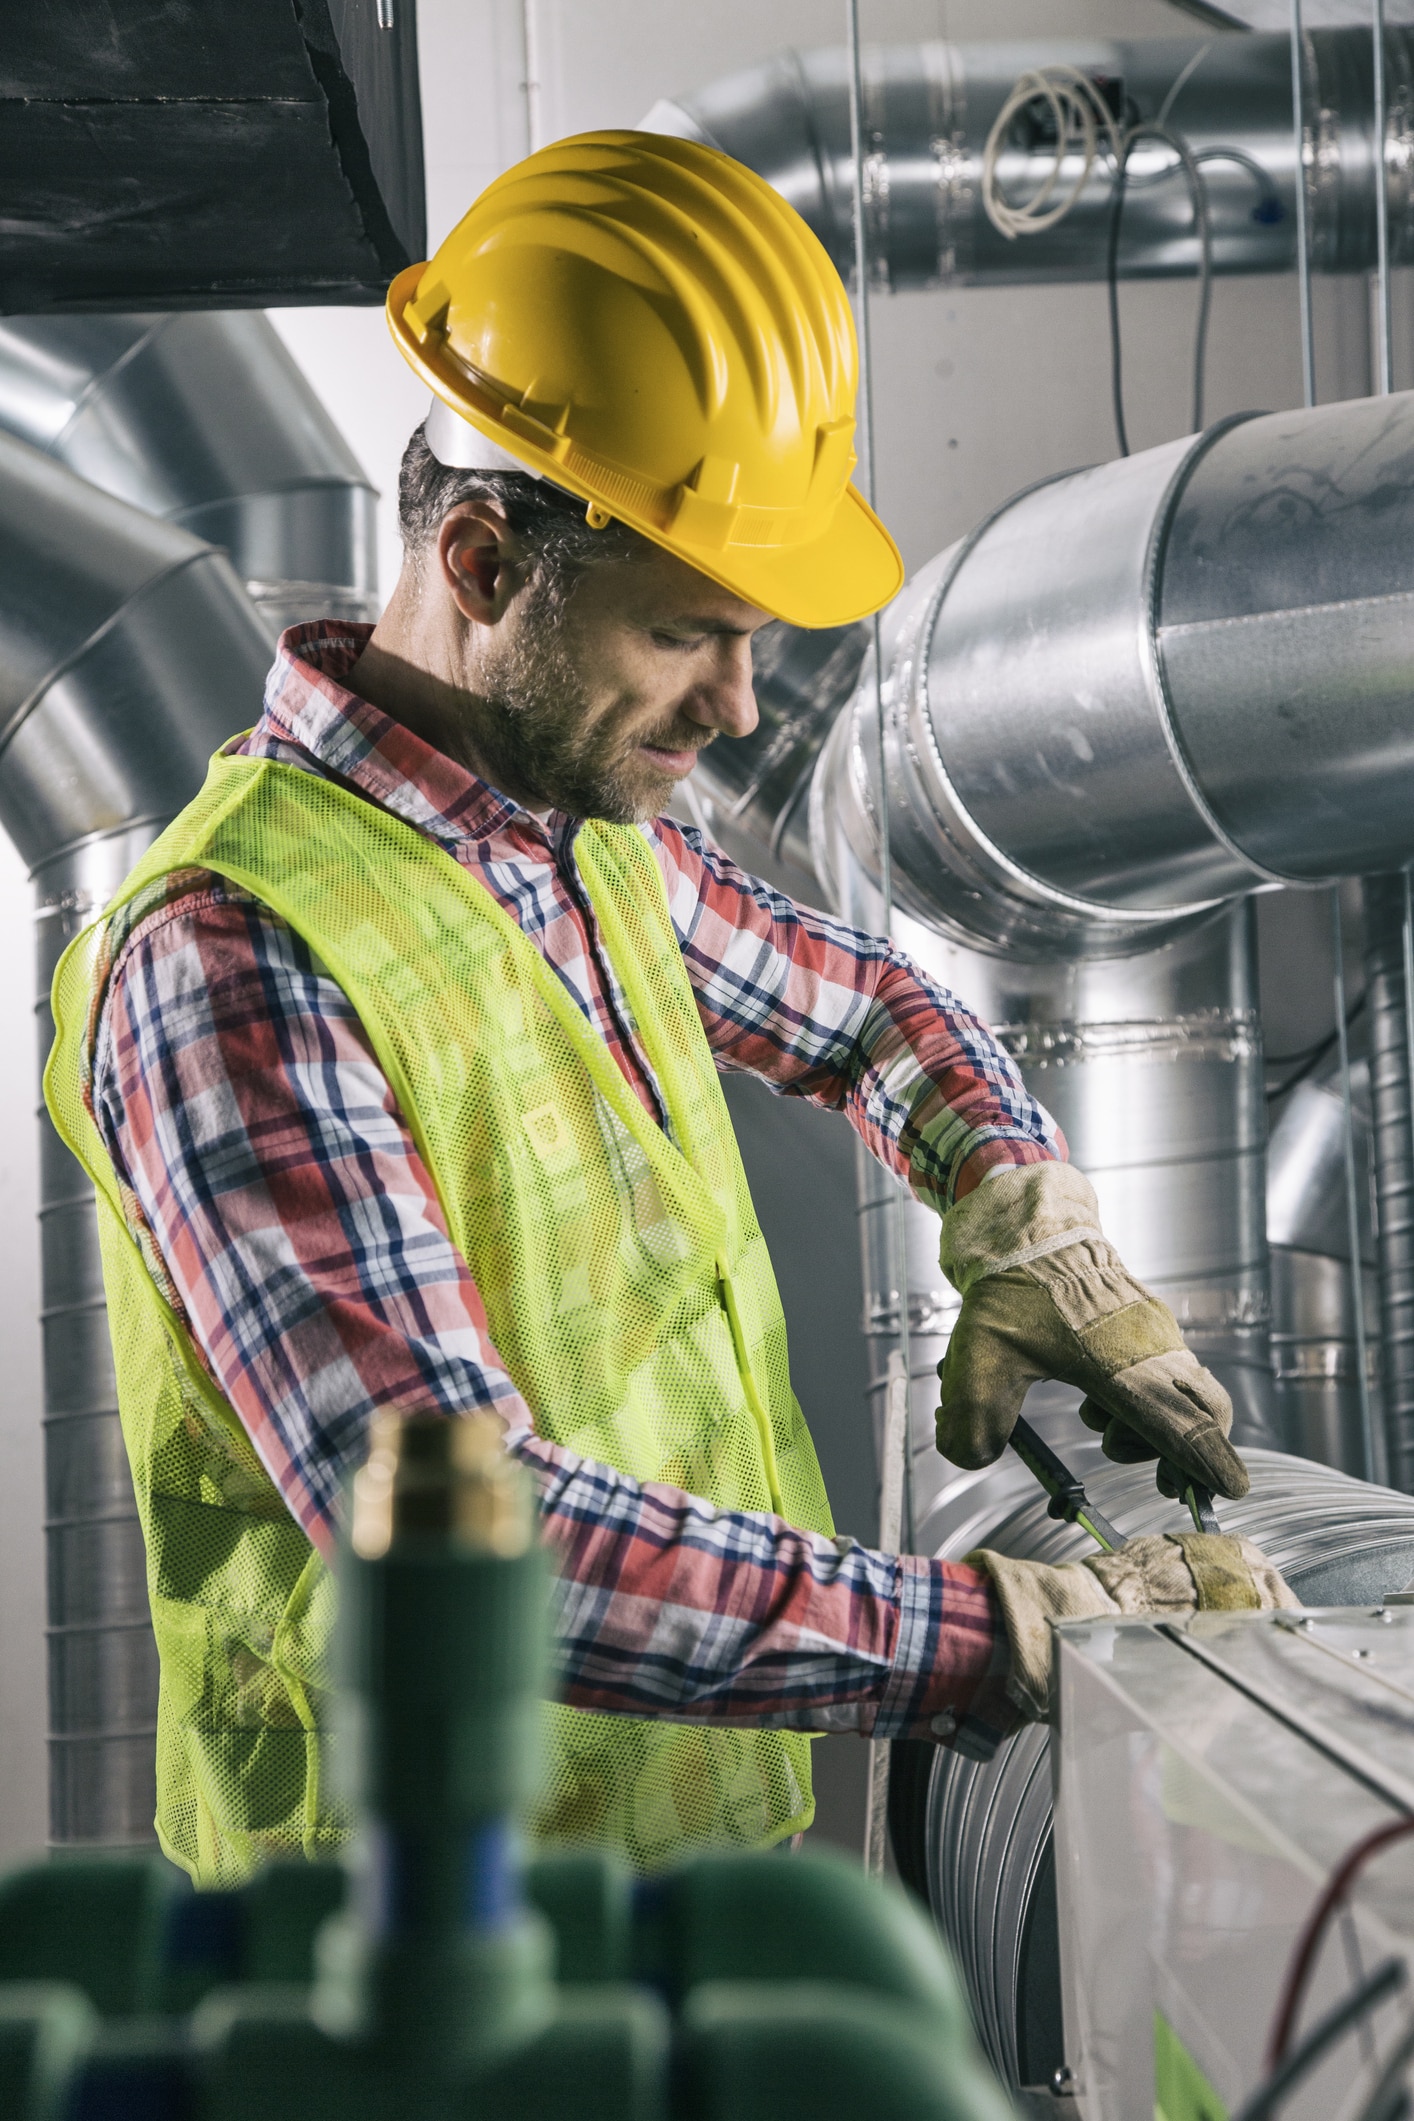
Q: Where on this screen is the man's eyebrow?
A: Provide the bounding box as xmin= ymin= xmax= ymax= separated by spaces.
xmin=656 ymin=615 xmax=760 ymax=636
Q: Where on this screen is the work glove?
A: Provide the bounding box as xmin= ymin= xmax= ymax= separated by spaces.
xmin=970 ymin=1533 xmax=1299 ymax=1720
xmin=936 ymin=1163 xmax=1250 ymax=1501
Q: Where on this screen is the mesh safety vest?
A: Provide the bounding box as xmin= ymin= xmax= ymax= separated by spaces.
xmin=46 ymin=752 xmax=834 ymax=1887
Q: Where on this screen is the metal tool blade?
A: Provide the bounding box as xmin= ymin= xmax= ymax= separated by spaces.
xmin=1173 ymin=1470 xmax=1221 ymax=1536
xmin=1008 ymin=1415 xmax=1123 ymax=1553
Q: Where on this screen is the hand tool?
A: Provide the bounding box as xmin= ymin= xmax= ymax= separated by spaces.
xmin=1007 ymin=1415 xmax=1123 ymax=1552
xmin=1169 ymin=1466 xmax=1222 ymax=1535
xmin=1008 ymin=1417 xmax=1223 ymax=1549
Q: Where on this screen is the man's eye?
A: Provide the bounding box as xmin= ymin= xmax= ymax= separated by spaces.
xmin=652 ymin=631 xmax=705 ymax=651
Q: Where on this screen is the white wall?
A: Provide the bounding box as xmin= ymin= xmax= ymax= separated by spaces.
xmin=0 ymin=0 xmax=1391 ymax=1860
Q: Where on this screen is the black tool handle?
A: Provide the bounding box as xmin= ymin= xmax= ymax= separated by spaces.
xmin=1009 ymin=1415 xmax=1089 ymax=1520
xmin=1009 ymin=1415 xmax=1124 ymax=1550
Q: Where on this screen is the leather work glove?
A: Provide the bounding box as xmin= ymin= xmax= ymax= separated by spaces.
xmin=970 ymin=1534 xmax=1299 ymax=1720
xmin=936 ymin=1163 xmax=1250 ymax=1501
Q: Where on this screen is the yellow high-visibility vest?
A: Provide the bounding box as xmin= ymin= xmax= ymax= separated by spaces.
xmin=45 ymin=752 xmax=834 ymax=1886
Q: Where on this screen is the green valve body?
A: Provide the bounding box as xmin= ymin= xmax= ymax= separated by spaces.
xmin=0 ymin=1415 xmax=1017 ymax=2121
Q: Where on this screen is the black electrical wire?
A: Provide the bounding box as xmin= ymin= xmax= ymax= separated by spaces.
xmin=1265 ymin=994 xmax=1368 ymax=1103
xmin=1230 ymin=1957 xmax=1406 ymax=2121
xmin=1108 ymin=123 xmax=1212 ymax=457
xmin=1106 ymin=154 xmax=1131 ymax=457
xmin=1269 ymin=1816 xmax=1414 ymax=2070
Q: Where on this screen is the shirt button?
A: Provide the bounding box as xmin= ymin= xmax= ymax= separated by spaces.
xmin=930 ymin=1708 xmax=958 ymax=1739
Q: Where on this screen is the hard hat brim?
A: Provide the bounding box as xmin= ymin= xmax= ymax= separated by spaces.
xmin=387 ymin=263 xmax=904 ymax=631
xmin=679 ymin=483 xmax=905 ymax=631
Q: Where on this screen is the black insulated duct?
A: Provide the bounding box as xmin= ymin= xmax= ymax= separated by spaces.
xmin=0 ymin=0 xmax=426 ymax=313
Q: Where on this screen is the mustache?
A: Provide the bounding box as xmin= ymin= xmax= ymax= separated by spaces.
xmin=631 ymin=722 xmax=717 ymax=759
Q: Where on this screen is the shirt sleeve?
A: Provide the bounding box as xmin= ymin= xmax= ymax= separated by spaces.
xmin=88 ymin=881 xmax=1013 ymax=1748
xmin=649 ymin=814 xmax=1065 ymax=1206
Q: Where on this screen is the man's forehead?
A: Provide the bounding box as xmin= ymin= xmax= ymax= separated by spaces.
xmin=624 ymin=550 xmax=772 ymax=634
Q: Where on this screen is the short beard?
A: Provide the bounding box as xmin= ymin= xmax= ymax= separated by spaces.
xmin=469 ymin=575 xmax=705 ymax=824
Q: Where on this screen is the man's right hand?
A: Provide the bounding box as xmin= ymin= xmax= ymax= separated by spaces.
xmin=967 ymin=1533 xmax=1299 ymax=1720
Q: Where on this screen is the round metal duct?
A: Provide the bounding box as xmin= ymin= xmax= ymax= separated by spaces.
xmin=0 ymin=430 xmax=274 ymax=1846
xmin=814 ymin=393 xmax=1414 ymax=960
xmin=0 ymin=312 xmax=378 ymax=641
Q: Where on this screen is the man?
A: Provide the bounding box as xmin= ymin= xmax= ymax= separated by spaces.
xmin=47 ymin=132 xmax=1288 ymax=1889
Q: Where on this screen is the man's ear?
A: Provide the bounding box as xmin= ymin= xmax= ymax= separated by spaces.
xmin=437 ymin=504 xmax=522 ymax=626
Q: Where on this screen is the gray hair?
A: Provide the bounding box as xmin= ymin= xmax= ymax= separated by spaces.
xmin=396 ymin=422 xmax=647 ymax=609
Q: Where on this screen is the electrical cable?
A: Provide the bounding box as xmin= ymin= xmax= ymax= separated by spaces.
xmin=1267 ymin=1815 xmax=1414 ymax=2071
xmin=1265 ymin=993 xmax=1367 ymax=1103
xmin=1156 ymin=40 xmax=1213 ymax=131
xmin=1231 ymin=1958 xmax=1406 ymax=2121
xmin=982 ymin=58 xmax=1276 ymax=459
xmin=1106 ymin=149 xmax=1132 ymax=459
xmin=1194 ymin=143 xmax=1285 ymax=225
xmin=980 ymin=65 xmax=1122 ymax=241
xmin=1108 ymin=123 xmax=1212 ymax=455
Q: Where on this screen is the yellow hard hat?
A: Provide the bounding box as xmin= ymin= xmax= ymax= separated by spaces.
xmin=385 ymin=130 xmax=903 ymax=629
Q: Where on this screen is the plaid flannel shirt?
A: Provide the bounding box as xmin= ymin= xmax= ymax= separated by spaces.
xmin=86 ymin=623 xmax=1064 ymax=1748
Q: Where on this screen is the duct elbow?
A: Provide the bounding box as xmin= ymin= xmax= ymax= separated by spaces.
xmin=0 ymin=432 xmax=273 ymax=883
xmin=0 ymin=313 xmax=379 ymax=645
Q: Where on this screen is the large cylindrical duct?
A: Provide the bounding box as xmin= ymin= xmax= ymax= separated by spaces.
xmin=0 ymin=313 xmax=379 ymax=640
xmin=648 ymin=30 xmax=1414 ymax=288
xmin=700 ymin=388 xmax=1414 ymax=1542
xmin=0 ymin=432 xmax=274 ymax=1845
xmin=813 ymin=392 xmax=1414 ymax=961
xmin=893 ymin=1448 xmax=1414 ymax=2095
xmin=1364 ymin=874 xmax=1414 ymax=1489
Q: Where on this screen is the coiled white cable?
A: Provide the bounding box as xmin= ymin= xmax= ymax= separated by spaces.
xmin=980 ymin=63 xmax=1123 ymax=240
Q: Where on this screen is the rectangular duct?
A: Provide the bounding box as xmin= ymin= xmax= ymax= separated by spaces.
xmin=0 ymin=0 xmax=425 ymax=312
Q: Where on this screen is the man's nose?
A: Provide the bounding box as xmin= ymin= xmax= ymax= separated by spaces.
xmin=686 ymin=637 xmax=759 ymax=739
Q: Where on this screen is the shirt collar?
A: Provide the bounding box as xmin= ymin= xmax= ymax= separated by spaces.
xmin=248 ymin=619 xmax=559 ymax=853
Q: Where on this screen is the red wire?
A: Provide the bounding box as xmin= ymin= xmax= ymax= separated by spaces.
xmin=1267 ymin=1814 xmax=1414 ymax=2071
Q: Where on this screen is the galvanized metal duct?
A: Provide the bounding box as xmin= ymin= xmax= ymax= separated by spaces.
xmin=1266 ymin=1056 xmax=1381 ymax=1475
xmin=688 ymin=386 xmax=1414 ymax=2098
xmin=1363 ymin=874 xmax=1414 ymax=1489
xmin=0 ymin=313 xmax=379 ymax=641
xmin=901 ymin=1442 xmax=1414 ymax=2095
xmin=647 ymin=29 xmax=1414 ymax=288
xmin=810 ymin=392 xmax=1414 ymax=961
xmin=0 ymin=431 xmax=274 ymax=1846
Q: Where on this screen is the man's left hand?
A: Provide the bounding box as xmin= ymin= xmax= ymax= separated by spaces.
xmin=934 ymin=1163 xmax=1250 ymax=1502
